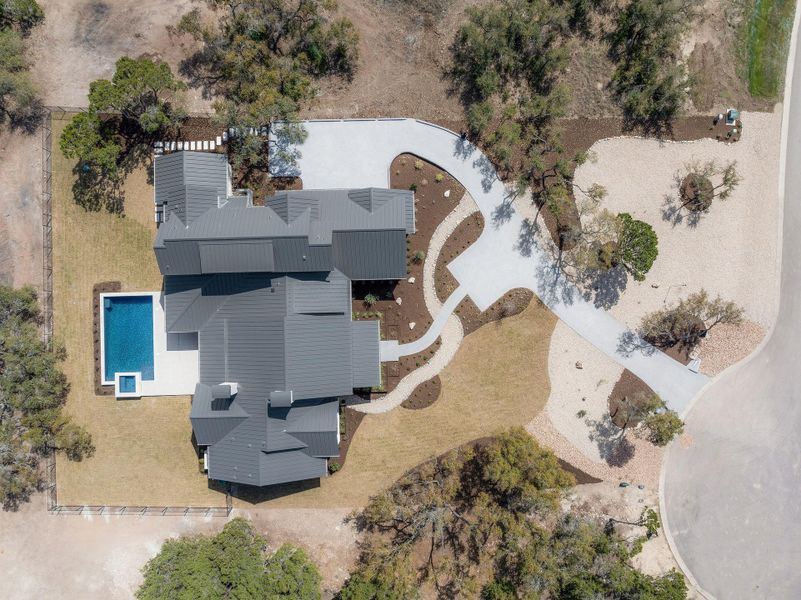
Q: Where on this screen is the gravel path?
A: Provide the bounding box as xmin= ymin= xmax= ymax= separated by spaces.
xmin=423 ymin=193 xmax=479 ymax=315
xmin=356 ymin=194 xmax=477 ymax=414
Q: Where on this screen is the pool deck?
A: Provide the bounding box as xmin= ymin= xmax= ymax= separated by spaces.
xmin=101 ymin=292 xmax=198 ymax=397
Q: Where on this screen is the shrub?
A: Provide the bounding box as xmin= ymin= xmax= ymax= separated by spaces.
xmin=413 ymin=250 xmax=426 ymax=263
xmin=414 ymin=159 xmax=424 ymax=170
xmin=364 ymin=294 xmax=378 ymax=307
xmin=435 ymin=172 xmax=444 ymax=182
xmin=409 ymin=183 xmax=417 ymax=192
xmin=328 ymin=461 xmax=340 ymax=474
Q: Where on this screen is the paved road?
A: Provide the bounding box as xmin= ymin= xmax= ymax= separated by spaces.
xmin=662 ymin=8 xmax=801 ymax=599
xmin=276 ymin=119 xmax=708 ymax=412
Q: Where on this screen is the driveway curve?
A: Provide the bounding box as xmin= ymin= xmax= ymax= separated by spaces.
xmin=662 ymin=8 xmax=801 ymax=599
xmin=273 ymin=118 xmax=707 ymax=412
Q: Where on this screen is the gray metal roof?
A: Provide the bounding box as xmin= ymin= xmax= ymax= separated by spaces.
xmin=154 ymin=152 xmax=229 ymax=224
xmin=351 ymin=320 xmax=381 ymax=389
xmin=167 ymin=271 xmax=367 ymax=486
xmin=155 ymin=182 xmax=412 ymax=280
xmin=153 ymin=152 xmax=407 ymax=487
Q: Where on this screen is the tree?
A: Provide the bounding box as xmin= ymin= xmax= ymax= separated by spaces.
xmin=337 ymin=570 xmax=419 ymax=600
xmin=0 ymin=0 xmax=43 ymax=34
xmin=645 ymin=409 xmax=685 ymax=446
xmin=608 ymin=0 xmax=700 ymax=131
xmin=639 ymin=289 xmax=744 ymax=351
xmin=87 ymin=56 xmax=186 ymax=135
xmin=617 ymin=212 xmax=658 ymax=281
xmin=477 ymin=426 xmax=575 ymax=514
xmin=264 ymin=544 xmax=322 ymax=600
xmin=348 ymin=427 xmax=687 ymax=600
xmin=171 ymin=0 xmax=358 ymax=183
xmin=449 ymin=0 xmax=570 ymax=186
xmin=610 ymin=390 xmax=664 ymax=436
xmin=137 ymin=517 xmax=322 ymax=600
xmin=0 ymin=285 xmax=93 ymax=510
xmin=59 ymin=56 xmax=185 ymax=211
xmin=679 ymin=160 xmax=741 ymax=212
xmin=0 ymin=28 xmax=41 ymax=130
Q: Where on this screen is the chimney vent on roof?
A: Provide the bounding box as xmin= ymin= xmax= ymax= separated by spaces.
xmin=270 ymin=390 xmax=293 ymax=408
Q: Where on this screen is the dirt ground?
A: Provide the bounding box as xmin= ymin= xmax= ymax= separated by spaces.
xmin=0 ymin=496 xmax=356 ymax=599
xmin=566 ymin=481 xmax=702 ymax=598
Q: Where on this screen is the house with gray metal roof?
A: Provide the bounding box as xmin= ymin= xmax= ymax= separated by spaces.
xmin=153 ymin=151 xmax=412 ymax=487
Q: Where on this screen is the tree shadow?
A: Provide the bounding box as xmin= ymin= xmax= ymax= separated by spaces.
xmin=514 ymin=217 xmax=539 ymax=257
xmin=472 ymin=153 xmax=498 ymax=193
xmin=586 ymin=414 xmax=636 ymax=466
xmin=491 ymin=199 xmax=514 ymax=228
xmin=579 ymin=265 xmax=629 ymax=310
xmin=452 ymin=134 xmax=475 ymax=160
xmin=616 ymin=330 xmax=657 ymax=358
xmin=661 ymin=192 xmax=703 ymax=228
xmin=267 ymin=124 xmax=304 ymax=177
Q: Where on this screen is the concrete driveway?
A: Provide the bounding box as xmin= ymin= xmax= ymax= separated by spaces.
xmin=275 ymin=119 xmax=708 ymax=412
xmin=662 ymin=8 xmax=801 ymax=599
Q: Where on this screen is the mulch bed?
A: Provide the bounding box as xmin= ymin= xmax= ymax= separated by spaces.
xmin=92 ymin=281 xmax=121 ymax=396
xmin=455 ymin=289 xmax=536 ymax=336
xmin=400 ymin=377 xmax=442 ymax=410
xmin=332 ymin=406 xmax=365 ymax=471
xmin=434 ymin=211 xmax=485 ymax=304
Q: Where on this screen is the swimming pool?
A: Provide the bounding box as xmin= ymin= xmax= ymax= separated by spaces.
xmin=102 ymin=295 xmax=155 ymax=383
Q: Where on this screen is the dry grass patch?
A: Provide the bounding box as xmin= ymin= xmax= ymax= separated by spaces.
xmin=234 ymin=299 xmax=557 ymax=509
xmin=51 ymin=114 xmax=222 ymax=507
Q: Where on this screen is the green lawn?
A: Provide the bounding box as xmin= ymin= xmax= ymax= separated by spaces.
xmin=741 ymin=0 xmax=797 ymax=99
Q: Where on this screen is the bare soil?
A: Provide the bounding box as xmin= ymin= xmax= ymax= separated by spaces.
xmin=685 ymin=0 xmax=776 ymax=113
xmin=435 ymin=211 xmax=485 ymax=303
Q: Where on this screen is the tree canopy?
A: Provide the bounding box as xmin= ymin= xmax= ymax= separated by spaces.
xmin=0 ymin=285 xmax=93 ymax=510
xmin=349 ymin=426 xmax=684 ymax=598
xmin=608 ymin=0 xmax=699 ymax=131
xmin=137 ymin=517 xmax=322 ymax=600
xmin=171 ymin=0 xmax=359 ymax=182
xmin=617 ymin=212 xmax=659 ymax=281
xmin=0 ymin=0 xmax=43 ymax=131
xmin=59 ymin=56 xmax=185 ymax=211
xmin=639 ymin=289 xmax=744 ymax=351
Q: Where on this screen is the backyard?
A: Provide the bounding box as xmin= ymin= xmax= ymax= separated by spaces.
xmin=51 ymin=114 xmax=223 ymax=507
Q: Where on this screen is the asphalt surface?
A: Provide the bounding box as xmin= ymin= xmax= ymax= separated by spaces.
xmin=663 ymin=11 xmax=801 ymax=599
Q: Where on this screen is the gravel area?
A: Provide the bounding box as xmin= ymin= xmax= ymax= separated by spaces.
xmin=529 ymin=411 xmax=665 ymax=489
xmin=695 ymin=319 xmax=766 ymax=376
xmin=573 ymin=110 xmax=782 ymax=332
xmin=545 ymin=321 xmax=624 ymax=464
xmin=531 ymin=322 xmax=665 ymax=488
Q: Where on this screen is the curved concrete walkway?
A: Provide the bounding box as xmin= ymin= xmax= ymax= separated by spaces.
xmin=272 ymin=118 xmax=708 ymax=413
xmin=661 ymin=7 xmax=801 ymax=599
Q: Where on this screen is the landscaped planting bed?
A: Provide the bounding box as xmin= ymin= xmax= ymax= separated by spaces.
xmin=351 ymin=154 xmax=466 ymax=345
xmin=434 ymin=211 xmax=484 ymax=303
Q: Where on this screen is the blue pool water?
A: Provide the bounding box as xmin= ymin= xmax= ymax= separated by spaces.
xmin=119 ymin=375 xmax=137 ymax=393
xmin=103 ymin=295 xmax=154 ymax=382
